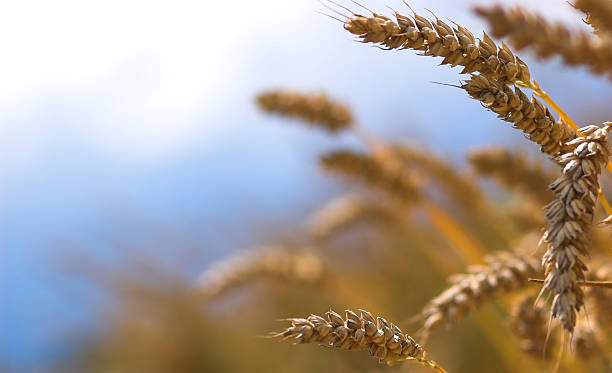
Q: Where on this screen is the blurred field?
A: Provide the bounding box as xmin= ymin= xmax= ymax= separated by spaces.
xmin=1 ymin=1 xmax=612 ymax=372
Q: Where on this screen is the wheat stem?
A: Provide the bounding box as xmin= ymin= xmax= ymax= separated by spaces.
xmin=422 ymin=201 xmax=487 ymax=264
xmin=529 ymin=278 xmax=612 ymax=289
xmin=520 ymin=79 xmax=612 ymax=212
xmin=519 ymin=79 xmax=579 ymax=132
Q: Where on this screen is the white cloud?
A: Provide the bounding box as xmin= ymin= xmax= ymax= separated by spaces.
xmin=0 ymin=0 xmax=310 ymax=160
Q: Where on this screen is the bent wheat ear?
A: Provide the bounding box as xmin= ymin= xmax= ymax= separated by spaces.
xmin=320 ymin=150 xmax=420 ymax=204
xmin=467 ymin=147 xmax=556 ymax=204
xmin=257 ymin=91 xmax=354 ymax=133
xmin=276 ymin=309 xmax=447 ymax=372
xmin=541 ymin=125 xmax=612 ymax=333
xmin=510 ymin=295 xmax=554 ymax=359
xmin=420 ymin=251 xmax=539 ymax=336
xmin=475 ymin=5 xmax=612 ymax=79
xmin=196 ymin=247 xmax=324 ymax=300
xmin=343 ymin=8 xmax=530 ymax=84
xmin=463 ymin=75 xmax=575 ymax=156
xmin=573 ymin=0 xmax=612 ymax=36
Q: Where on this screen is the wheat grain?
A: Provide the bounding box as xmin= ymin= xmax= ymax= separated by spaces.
xmin=475 ymin=5 xmax=612 ymax=79
xmin=540 ymin=124 xmax=612 ymax=333
xmin=468 ymin=146 xmax=556 ymax=204
xmin=463 ymin=75 xmax=576 ymax=156
xmin=341 ymin=6 xmax=530 ymax=85
xmin=276 ymin=309 xmax=447 ymax=371
xmin=257 ymin=91 xmax=353 ymax=133
xmin=196 ymin=247 xmax=324 ymax=300
xmin=419 ymin=251 xmax=540 ymax=337
xmin=320 ymin=150 xmax=421 ymax=204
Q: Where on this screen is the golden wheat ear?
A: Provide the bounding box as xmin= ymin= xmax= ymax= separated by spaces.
xmin=320 ymin=150 xmax=421 ymax=204
xmin=540 ymin=125 xmax=611 ymax=333
xmin=256 ymin=90 xmax=354 ymax=133
xmin=510 ymin=294 xmax=557 ymax=360
xmin=339 ymin=4 xmax=530 ymax=84
xmin=467 ymin=146 xmax=556 ymax=204
xmin=306 ymin=193 xmax=401 ymax=239
xmin=196 ymin=246 xmax=325 ymax=300
xmin=275 ymin=309 xmax=448 ymax=372
xmin=462 ymin=74 xmax=575 ymax=157
xmin=419 ymin=251 xmax=540 ymax=337
xmin=572 ymin=0 xmax=612 ymax=36
xmin=475 ymin=5 xmax=612 ymax=79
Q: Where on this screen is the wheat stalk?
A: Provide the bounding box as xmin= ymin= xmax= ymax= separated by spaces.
xmin=275 ymin=309 xmax=447 ymax=372
xmin=589 ymin=266 xmax=612 ymax=334
xmin=540 ymin=125 xmax=611 ymax=333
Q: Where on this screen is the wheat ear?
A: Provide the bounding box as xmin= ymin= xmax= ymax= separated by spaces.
xmin=307 ymin=194 xmax=400 ymax=239
xmin=392 ymin=145 xmax=484 ymax=209
xmin=540 ymin=125 xmax=611 ymax=333
xmin=467 ymin=146 xmax=556 ymax=204
xmin=320 ymin=150 xmax=421 ymax=204
xmin=196 ymin=247 xmax=324 ymax=300
xmin=510 ymin=294 xmax=554 ymax=359
xmin=341 ymin=5 xmax=530 ymax=84
xmin=463 ymin=75 xmax=576 ymax=156
xmin=419 ymin=251 xmax=539 ymax=338
xmin=256 ymin=91 xmax=354 ymax=133
xmin=475 ymin=5 xmax=612 ymax=79
xmin=573 ymin=0 xmax=612 ymax=36
xmin=276 ymin=309 xmax=447 ymax=372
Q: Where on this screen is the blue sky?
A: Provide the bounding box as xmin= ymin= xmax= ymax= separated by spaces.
xmin=1 ymin=0 xmax=611 ymax=371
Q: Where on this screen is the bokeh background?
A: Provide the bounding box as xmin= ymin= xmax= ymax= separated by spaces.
xmin=1 ymin=0 xmax=611 ymax=372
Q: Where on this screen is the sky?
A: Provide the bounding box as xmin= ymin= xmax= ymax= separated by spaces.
xmin=1 ymin=0 xmax=611 ymax=371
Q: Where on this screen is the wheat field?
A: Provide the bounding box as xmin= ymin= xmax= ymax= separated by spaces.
xmin=70 ymin=1 xmax=612 ymax=372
